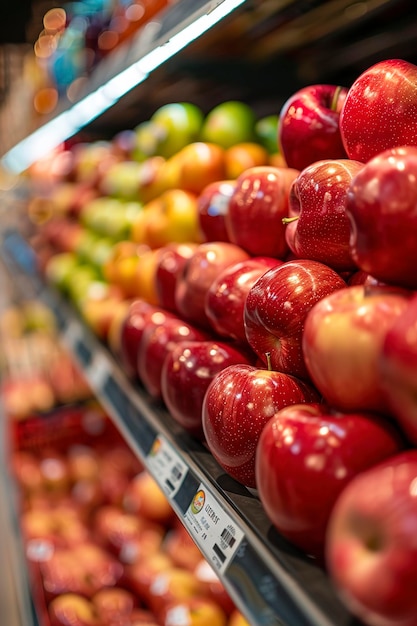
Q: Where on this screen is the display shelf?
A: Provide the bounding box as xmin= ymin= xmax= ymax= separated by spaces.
xmin=2 ymin=2 xmax=414 ymax=622
xmin=0 ymin=227 xmax=363 ymax=626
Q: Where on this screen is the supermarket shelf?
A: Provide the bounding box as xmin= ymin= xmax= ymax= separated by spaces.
xmin=0 ymin=228 xmax=362 ymax=626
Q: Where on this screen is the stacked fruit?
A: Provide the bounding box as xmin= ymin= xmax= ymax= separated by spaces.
xmin=12 ymin=407 xmax=248 ymax=626
xmin=27 ymin=59 xmax=417 ymax=626
xmin=0 ymin=301 xmax=91 ymax=418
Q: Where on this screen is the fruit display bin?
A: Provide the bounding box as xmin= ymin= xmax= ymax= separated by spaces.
xmin=1 ymin=1 xmax=417 ymax=625
xmin=0 ymin=229 xmax=360 ymax=626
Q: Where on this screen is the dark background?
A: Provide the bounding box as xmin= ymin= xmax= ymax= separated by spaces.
xmin=0 ymin=1 xmax=63 ymax=45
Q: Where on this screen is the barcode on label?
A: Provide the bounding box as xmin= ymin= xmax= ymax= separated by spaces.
xmin=171 ymin=464 xmax=183 ymax=481
xmin=221 ymin=528 xmax=236 ymax=548
xmin=213 ymin=543 xmax=226 ymax=564
xmin=165 ymin=479 xmax=175 ymax=493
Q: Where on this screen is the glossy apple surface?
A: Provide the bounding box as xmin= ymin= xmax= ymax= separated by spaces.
xmin=154 ymin=243 xmax=198 ymax=313
xmin=303 ymin=285 xmax=411 ymax=413
xmin=340 ymin=58 xmax=417 ymax=163
xmin=326 ymin=450 xmax=417 ymax=626
xmin=378 ymin=294 xmax=417 ymax=446
xmin=225 ymin=165 xmax=299 ymax=258
xmin=117 ymin=299 xmax=160 ymax=377
xmin=161 ymin=340 xmax=252 ymax=438
xmin=137 ymin=314 xmax=208 ymax=399
xmin=244 ymin=259 xmax=346 ymax=380
xmin=197 ymin=179 xmax=235 ymax=243
xmin=205 ymin=256 xmax=281 ymax=343
xmin=346 ymin=145 xmax=417 ymax=289
xmin=285 ymin=159 xmax=363 ymax=271
xmin=202 ymin=363 xmax=319 ymax=487
xmin=278 ymin=84 xmax=348 ymax=171
xmin=255 ymin=403 xmax=403 ymax=561
xmin=175 ymin=241 xmax=250 ymax=330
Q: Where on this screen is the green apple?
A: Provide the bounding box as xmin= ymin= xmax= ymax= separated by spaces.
xmin=150 ymin=102 xmax=204 ymax=158
xmin=201 ymin=101 xmax=256 ymax=149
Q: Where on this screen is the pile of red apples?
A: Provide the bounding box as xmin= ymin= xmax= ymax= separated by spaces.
xmin=13 ymin=409 xmax=247 ymax=626
xmin=32 ymin=58 xmax=417 ymax=626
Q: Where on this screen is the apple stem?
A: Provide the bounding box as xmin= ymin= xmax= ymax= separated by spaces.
xmin=265 ymin=352 xmax=272 ymax=371
xmin=282 ymin=216 xmax=299 ymax=225
xmin=330 ymin=86 xmax=343 ymax=112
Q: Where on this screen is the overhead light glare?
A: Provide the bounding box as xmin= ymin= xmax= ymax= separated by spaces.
xmin=1 ymin=0 xmax=245 ymax=174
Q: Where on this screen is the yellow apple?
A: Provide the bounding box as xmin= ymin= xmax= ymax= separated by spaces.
xmin=138 ymin=189 xmax=202 ymax=249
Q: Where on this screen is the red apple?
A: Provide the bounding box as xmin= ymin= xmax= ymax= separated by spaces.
xmin=123 ymin=471 xmax=175 ymax=525
xmin=92 ymin=587 xmax=137 ymax=623
xmin=326 ymin=450 xmax=417 ymax=626
xmin=175 ymin=241 xmax=250 ymax=330
xmin=347 ymin=270 xmax=385 ymax=287
xmin=94 ymin=505 xmax=146 ymax=554
xmin=161 ymin=340 xmax=252 ymax=438
xmin=164 ymin=522 xmax=204 ymax=572
xmin=303 ymin=285 xmax=411 ymax=414
xmin=41 ymin=542 xmax=123 ymax=600
xmin=115 ymin=299 xmax=160 ymax=377
xmin=345 ymin=145 xmax=417 ymax=289
xmin=340 ymin=58 xmax=417 ymax=163
xmin=75 ymin=541 xmax=124 ymax=592
xmin=255 ymin=403 xmax=404 ymax=561
xmin=244 ymin=259 xmax=346 ymax=380
xmin=225 ymin=166 xmax=299 ymax=258
xmin=124 ymin=551 xmax=174 ymax=606
xmin=205 ymin=256 xmax=281 ymax=343
xmin=202 ymin=363 xmax=319 ymax=487
xmin=278 ymin=84 xmax=348 ymax=171
xmin=137 ymin=314 xmax=208 ymax=399
xmin=284 ymin=158 xmax=363 ymax=271
xmin=197 ymin=179 xmax=236 ymax=242
xmin=154 ymin=243 xmax=198 ymax=313
xmin=378 ymin=294 xmax=417 ymax=446
xmin=21 ymin=508 xmax=89 ymax=549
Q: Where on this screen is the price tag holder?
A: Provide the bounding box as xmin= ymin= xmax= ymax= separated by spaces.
xmin=183 ymin=483 xmax=245 ymax=575
xmin=62 ymin=319 xmax=82 ymax=347
xmin=86 ymin=352 xmax=111 ymax=389
xmin=146 ymin=435 xmax=187 ymax=499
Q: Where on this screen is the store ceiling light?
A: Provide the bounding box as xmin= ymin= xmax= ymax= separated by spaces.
xmin=1 ymin=0 xmax=245 ymax=175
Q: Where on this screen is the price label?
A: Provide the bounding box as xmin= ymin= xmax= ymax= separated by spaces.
xmin=147 ymin=435 xmax=187 ymax=498
xmin=183 ymin=483 xmax=245 ymax=574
